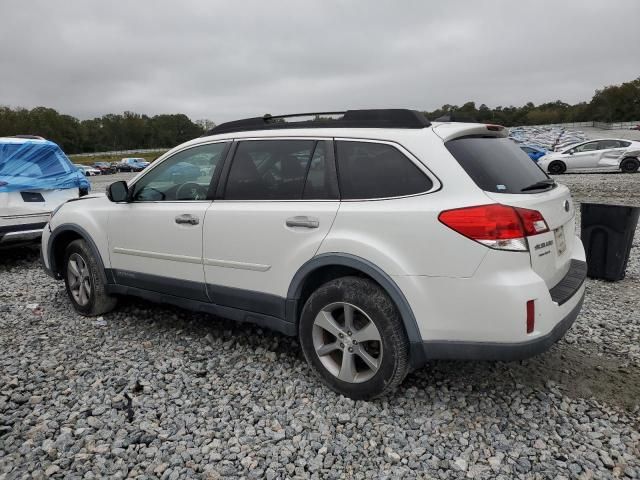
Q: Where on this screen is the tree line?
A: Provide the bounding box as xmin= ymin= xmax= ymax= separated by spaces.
xmin=425 ymin=77 xmax=640 ymax=126
xmin=1 ymin=77 xmax=638 ymax=154
xmin=0 ymin=108 xmax=211 ymax=154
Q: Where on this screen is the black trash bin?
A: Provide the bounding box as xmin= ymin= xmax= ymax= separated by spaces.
xmin=581 ymin=203 xmax=640 ymax=281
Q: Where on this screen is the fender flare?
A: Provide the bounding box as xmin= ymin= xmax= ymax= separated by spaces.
xmin=286 ymin=253 xmax=426 ymax=367
xmin=47 ymin=223 xmax=109 ymax=284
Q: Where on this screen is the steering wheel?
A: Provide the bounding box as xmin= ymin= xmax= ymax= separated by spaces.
xmin=175 ymin=182 xmax=208 ymax=200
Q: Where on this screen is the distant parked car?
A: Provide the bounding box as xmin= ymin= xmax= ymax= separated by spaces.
xmin=0 ymin=136 xmax=89 ymax=246
xmin=519 ymin=145 xmax=547 ymax=162
xmin=117 ymin=158 xmax=148 ymax=172
xmin=93 ymin=162 xmax=117 ymax=174
xmin=74 ymin=164 xmax=101 ymax=176
xmin=538 ymin=138 xmax=640 ymax=174
xmin=629 ymin=124 xmax=640 ymax=131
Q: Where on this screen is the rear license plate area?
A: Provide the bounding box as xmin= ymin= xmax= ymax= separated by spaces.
xmin=20 ymin=192 xmax=45 ymax=202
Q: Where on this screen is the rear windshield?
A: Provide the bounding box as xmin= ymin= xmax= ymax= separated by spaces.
xmin=446 ymin=136 xmax=550 ymax=194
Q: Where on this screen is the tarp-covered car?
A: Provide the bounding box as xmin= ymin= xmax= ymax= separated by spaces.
xmin=0 ymin=137 xmax=90 ymax=246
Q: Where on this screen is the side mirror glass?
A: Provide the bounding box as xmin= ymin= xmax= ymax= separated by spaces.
xmin=107 ymin=181 xmax=129 ymax=202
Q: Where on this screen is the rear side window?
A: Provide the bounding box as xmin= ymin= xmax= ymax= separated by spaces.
xmin=224 ymin=140 xmax=338 ymax=200
xmin=445 ymin=137 xmax=549 ymax=194
xmin=598 ymin=140 xmax=624 ymax=149
xmin=336 ymin=141 xmax=432 ymax=200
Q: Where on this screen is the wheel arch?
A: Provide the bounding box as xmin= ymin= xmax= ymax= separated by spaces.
xmin=48 ymin=224 xmax=109 ymax=284
xmin=620 ymin=155 xmax=639 ymax=171
xmin=286 ymin=253 xmax=426 ymax=369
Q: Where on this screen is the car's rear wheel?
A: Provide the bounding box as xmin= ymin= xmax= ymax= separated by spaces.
xmin=63 ymin=239 xmax=117 ymax=316
xmin=620 ymin=157 xmax=639 ymax=173
xmin=299 ymin=276 xmax=409 ymax=400
xmin=548 ymin=160 xmax=566 ymax=174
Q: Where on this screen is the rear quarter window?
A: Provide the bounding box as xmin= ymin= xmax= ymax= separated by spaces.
xmin=336 ymin=141 xmax=432 ymax=200
xmin=445 ymin=136 xmax=549 ymax=194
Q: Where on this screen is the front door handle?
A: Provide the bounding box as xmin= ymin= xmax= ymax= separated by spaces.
xmin=286 ymin=216 xmax=319 ymax=229
xmin=175 ymin=214 xmax=200 ymax=225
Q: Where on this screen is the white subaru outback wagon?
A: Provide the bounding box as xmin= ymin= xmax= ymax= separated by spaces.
xmin=41 ymin=110 xmax=586 ymax=399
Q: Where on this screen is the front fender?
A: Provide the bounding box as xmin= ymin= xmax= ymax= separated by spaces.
xmin=47 ymin=223 xmax=110 ymax=283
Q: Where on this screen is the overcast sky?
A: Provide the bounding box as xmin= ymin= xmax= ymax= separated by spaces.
xmin=1 ymin=1 xmax=639 ymax=123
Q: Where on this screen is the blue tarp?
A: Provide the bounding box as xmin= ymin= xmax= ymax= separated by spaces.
xmin=0 ymin=139 xmax=90 ymax=193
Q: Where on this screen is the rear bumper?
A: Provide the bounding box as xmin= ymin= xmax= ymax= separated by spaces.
xmin=397 ymin=235 xmax=587 ymax=365
xmin=420 ymin=287 xmax=584 ymax=361
xmin=0 ymin=221 xmax=46 ymax=245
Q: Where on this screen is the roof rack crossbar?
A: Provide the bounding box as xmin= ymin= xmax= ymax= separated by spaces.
xmin=205 ymin=109 xmax=430 ymax=136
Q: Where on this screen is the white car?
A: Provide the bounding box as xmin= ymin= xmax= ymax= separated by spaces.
xmin=74 ymin=164 xmax=101 ymax=176
xmin=41 ymin=110 xmax=586 ymax=399
xmin=538 ymin=138 xmax=640 ymax=174
xmin=0 ymin=137 xmax=90 ymax=246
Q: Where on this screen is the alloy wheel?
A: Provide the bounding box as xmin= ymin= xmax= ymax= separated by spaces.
xmin=312 ymin=302 xmax=383 ymax=383
xmin=67 ymin=253 xmax=92 ymax=306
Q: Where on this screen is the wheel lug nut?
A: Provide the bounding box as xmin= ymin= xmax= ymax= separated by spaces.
xmin=340 ymin=343 xmax=344 ymax=348
xmin=348 ymin=347 xmax=353 ymax=352
xmin=352 ymin=340 xmax=357 ymax=345
xmin=339 ymin=333 xmax=344 ymax=338
xmin=347 ymin=331 xmax=352 ymax=336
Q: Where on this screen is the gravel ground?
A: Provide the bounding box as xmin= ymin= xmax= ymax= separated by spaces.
xmin=1 ymin=172 xmax=639 ymax=479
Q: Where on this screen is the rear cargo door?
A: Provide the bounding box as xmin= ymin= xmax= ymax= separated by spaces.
xmin=444 ymin=135 xmax=576 ymax=288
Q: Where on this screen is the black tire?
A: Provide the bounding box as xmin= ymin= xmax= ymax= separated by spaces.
xmin=548 ymin=160 xmax=566 ymax=175
xmin=299 ymin=276 xmax=409 ymax=400
xmin=620 ymin=157 xmax=639 ymax=173
xmin=63 ymin=239 xmax=117 ymax=316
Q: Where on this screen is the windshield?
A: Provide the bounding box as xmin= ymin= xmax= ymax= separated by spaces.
xmin=446 ymin=136 xmax=551 ymax=194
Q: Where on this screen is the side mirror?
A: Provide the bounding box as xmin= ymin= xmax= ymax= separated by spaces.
xmin=107 ymin=181 xmax=129 ymax=202
xmin=568 ymin=150 xmax=574 ymax=155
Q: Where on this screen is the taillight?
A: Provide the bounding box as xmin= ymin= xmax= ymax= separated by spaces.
xmin=438 ymin=204 xmax=549 ymax=252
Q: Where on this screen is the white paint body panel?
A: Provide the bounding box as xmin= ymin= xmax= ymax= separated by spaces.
xmin=203 ymin=201 xmax=339 ymax=297
xmin=108 ymin=201 xmax=210 ymax=283
xmin=0 ymin=188 xmax=79 ymax=228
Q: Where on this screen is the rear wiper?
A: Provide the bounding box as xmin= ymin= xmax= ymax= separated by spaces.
xmin=520 ymin=179 xmax=556 ymax=192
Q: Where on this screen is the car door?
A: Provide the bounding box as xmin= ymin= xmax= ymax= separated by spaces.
xmin=596 ymin=140 xmax=627 ymax=168
xmin=568 ymin=141 xmax=600 ymax=169
xmin=202 ymin=138 xmax=339 ymax=317
xmin=108 ymin=141 xmax=230 ymax=301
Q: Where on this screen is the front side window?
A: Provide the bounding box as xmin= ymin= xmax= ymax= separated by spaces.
xmin=336 ymin=141 xmax=432 ymax=200
xmin=224 ymin=139 xmax=338 ymax=200
xmin=131 ymin=142 xmax=228 ymax=201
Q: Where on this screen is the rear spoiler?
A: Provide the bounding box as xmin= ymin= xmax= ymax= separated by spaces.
xmin=431 ymin=123 xmax=509 ymax=142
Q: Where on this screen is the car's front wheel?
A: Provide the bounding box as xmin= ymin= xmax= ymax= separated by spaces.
xmin=620 ymin=157 xmax=639 ymax=173
xmin=63 ymin=239 xmax=117 ymax=316
xmin=547 ymin=160 xmax=566 ymax=174
xmin=299 ymin=276 xmax=409 ymax=400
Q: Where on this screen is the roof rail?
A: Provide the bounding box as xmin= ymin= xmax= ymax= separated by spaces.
xmin=205 ymin=109 xmax=430 ymax=136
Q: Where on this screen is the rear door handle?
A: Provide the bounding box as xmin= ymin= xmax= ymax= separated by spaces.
xmin=175 ymin=214 xmax=200 ymax=225
xmin=286 ymin=216 xmax=319 ymax=229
